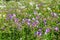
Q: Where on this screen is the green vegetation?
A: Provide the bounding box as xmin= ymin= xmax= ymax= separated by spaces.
xmin=0 ymin=0 xmax=60 ymax=40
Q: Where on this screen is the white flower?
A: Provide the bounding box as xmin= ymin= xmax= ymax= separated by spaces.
xmin=3 ymin=14 xmax=6 ymax=17
xmin=35 ymin=20 xmax=39 ymax=23
xmin=13 ymin=14 xmax=16 ymax=17
xmin=17 ymin=2 xmax=22 ymax=5
xmin=39 ymin=13 xmax=41 ymax=15
xmin=35 ymin=4 xmax=39 ymax=10
xmin=36 ymin=6 xmax=39 ymax=10
xmin=32 ymin=17 xmax=35 ymax=20
xmin=29 ymin=2 xmax=34 ymax=6
xmin=28 ymin=19 xmax=31 ymax=21
xmin=47 ymin=7 xmax=51 ymax=11
xmin=36 ymin=26 xmax=38 ymax=28
xmin=0 ymin=5 xmax=6 ymax=9
xmin=20 ymin=6 xmax=26 ymax=9
xmin=54 ymin=13 xmax=57 ymax=17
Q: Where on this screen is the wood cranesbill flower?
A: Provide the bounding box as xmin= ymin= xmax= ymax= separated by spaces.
xmin=14 ymin=18 xmax=19 ymax=24
xmin=6 ymin=13 xmax=16 ymax=20
xmin=43 ymin=18 xmax=47 ymax=26
xmin=45 ymin=28 xmax=50 ymax=34
xmin=7 ymin=14 xmax=13 ymax=20
xmin=36 ymin=15 xmax=40 ymax=19
xmin=25 ymin=19 xmax=31 ymax=25
xmin=38 ymin=28 xmax=42 ymax=31
xmin=32 ymin=17 xmax=35 ymax=20
xmin=54 ymin=27 xmax=59 ymax=31
xmin=36 ymin=31 xmax=42 ymax=36
xmin=32 ymin=20 xmax=39 ymax=27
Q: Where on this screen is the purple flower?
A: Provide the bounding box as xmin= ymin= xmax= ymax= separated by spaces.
xmin=36 ymin=15 xmax=40 ymax=19
xmin=38 ymin=28 xmax=42 ymax=31
xmin=32 ymin=20 xmax=39 ymax=27
xmin=14 ymin=18 xmax=19 ymax=24
xmin=25 ymin=19 xmax=31 ymax=25
xmin=7 ymin=14 xmax=13 ymax=19
xmin=43 ymin=18 xmax=47 ymax=26
xmin=45 ymin=28 xmax=50 ymax=34
xmin=34 ymin=10 xmax=38 ymax=15
xmin=36 ymin=31 xmax=42 ymax=36
xmin=6 ymin=14 xmax=16 ymax=20
xmin=27 ymin=21 xmax=31 ymax=25
xmin=54 ymin=27 xmax=59 ymax=31
xmin=32 ymin=22 xmax=37 ymax=26
xmin=32 ymin=17 xmax=35 ymax=20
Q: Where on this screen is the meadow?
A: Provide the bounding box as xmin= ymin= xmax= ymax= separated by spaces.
xmin=0 ymin=0 xmax=60 ymax=40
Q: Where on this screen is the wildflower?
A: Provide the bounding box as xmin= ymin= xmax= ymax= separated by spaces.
xmin=43 ymin=18 xmax=47 ymax=26
xmin=38 ymin=13 xmax=41 ymax=15
xmin=47 ymin=7 xmax=51 ymax=11
xmin=51 ymin=12 xmax=58 ymax=17
xmin=3 ymin=14 xmax=6 ymax=18
xmin=34 ymin=10 xmax=38 ymax=15
xmin=32 ymin=17 xmax=35 ymax=20
xmin=7 ymin=14 xmax=13 ymax=19
xmin=45 ymin=28 xmax=50 ymax=34
xmin=22 ymin=19 xmax=25 ymax=23
xmin=25 ymin=19 xmax=31 ymax=25
xmin=27 ymin=20 xmax=31 ymax=25
xmin=13 ymin=18 xmax=22 ymax=30
xmin=35 ymin=4 xmax=39 ymax=10
xmin=36 ymin=31 xmax=42 ymax=36
xmin=13 ymin=14 xmax=16 ymax=17
xmin=29 ymin=1 xmax=34 ymax=6
xmin=54 ymin=27 xmax=59 ymax=31
xmin=6 ymin=14 xmax=16 ymax=20
xmin=38 ymin=28 xmax=42 ymax=31
xmin=32 ymin=21 xmax=37 ymax=26
xmin=14 ymin=18 xmax=19 ymax=24
xmin=36 ymin=15 xmax=40 ymax=19
xmin=0 ymin=5 xmax=6 ymax=9
xmin=32 ymin=20 xmax=39 ymax=27
xmin=17 ymin=2 xmax=22 ymax=6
